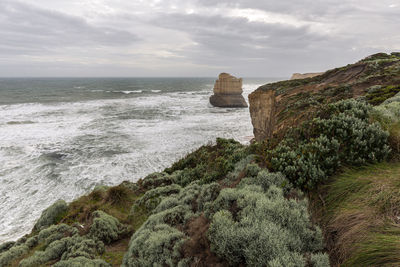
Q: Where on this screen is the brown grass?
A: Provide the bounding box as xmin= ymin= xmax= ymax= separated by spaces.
xmin=181 ymin=215 xmax=228 ymax=267
xmin=310 ymin=162 xmax=400 ymax=266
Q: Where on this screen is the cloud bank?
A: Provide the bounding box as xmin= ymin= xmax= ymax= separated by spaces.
xmin=0 ymin=0 xmax=399 ymax=77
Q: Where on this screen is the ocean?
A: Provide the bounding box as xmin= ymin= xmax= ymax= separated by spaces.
xmin=0 ymin=77 xmax=277 ymax=243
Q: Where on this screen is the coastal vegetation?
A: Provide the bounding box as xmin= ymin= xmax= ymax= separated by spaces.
xmin=1 ymin=53 xmax=400 ymax=266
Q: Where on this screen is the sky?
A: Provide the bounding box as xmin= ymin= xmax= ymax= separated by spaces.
xmin=0 ymin=0 xmax=399 ymax=77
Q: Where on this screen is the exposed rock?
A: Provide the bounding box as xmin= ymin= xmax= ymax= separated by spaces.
xmin=209 ymin=73 xmax=248 ymax=108
xmin=290 ymin=72 xmax=323 ymax=80
xmin=249 ymin=52 xmax=400 ymax=142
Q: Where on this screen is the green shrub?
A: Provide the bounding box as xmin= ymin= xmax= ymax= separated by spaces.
xmin=54 ymin=256 xmax=111 ymax=267
xmin=123 ymin=182 xmax=221 ymax=266
xmin=239 ymin=170 xmax=292 ymax=193
xmin=207 ymin=184 xmax=325 ymax=266
xmin=33 ymin=199 xmax=68 ymax=231
xmin=132 ymin=184 xmax=181 ymax=213
xmin=139 ymin=172 xmax=173 ymax=190
xmin=89 ymin=210 xmax=129 ymax=244
xmin=223 ymin=155 xmax=255 ymax=183
xmin=20 ymin=239 xmax=68 ymax=267
xmin=372 ymin=94 xmax=400 ymax=154
xmin=38 ymin=224 xmax=77 ymax=245
xmin=245 ymin=163 xmax=262 ymax=177
xmin=122 ymin=224 xmax=187 ymax=266
xmin=165 ymin=138 xmax=248 ymax=185
xmin=310 ymin=252 xmax=330 ymax=267
xmin=0 ymin=241 xmax=14 ymax=253
xmin=0 ymin=243 xmax=30 ymax=266
xmin=60 ymin=237 xmax=105 ymax=260
xmin=366 ymin=85 xmax=400 ymax=105
xmin=269 ymin=99 xmax=390 ymax=189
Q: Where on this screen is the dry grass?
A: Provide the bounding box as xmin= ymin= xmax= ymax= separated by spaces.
xmin=311 ymin=162 xmax=400 ymax=266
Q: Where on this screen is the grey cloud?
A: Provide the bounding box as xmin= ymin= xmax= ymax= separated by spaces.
xmin=0 ymin=0 xmax=140 ymax=56
xmin=149 ymin=12 xmax=350 ymax=72
xmin=0 ymin=0 xmax=398 ymax=77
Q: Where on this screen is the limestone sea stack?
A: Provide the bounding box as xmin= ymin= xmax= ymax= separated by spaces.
xmin=209 ymin=73 xmax=248 ymax=108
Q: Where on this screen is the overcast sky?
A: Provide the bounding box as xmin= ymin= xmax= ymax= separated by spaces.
xmin=0 ymin=0 xmax=399 ymax=77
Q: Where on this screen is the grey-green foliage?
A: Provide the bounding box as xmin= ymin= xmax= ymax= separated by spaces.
xmin=140 ymin=172 xmax=173 ymax=190
xmin=0 ymin=241 xmax=14 ymax=253
xmin=38 ymin=224 xmax=78 ymax=245
xmin=60 ymin=237 xmax=105 ymax=260
xmin=310 ymin=252 xmax=330 ymax=267
xmin=245 ymin=163 xmax=262 ymax=177
xmin=0 ymin=236 xmax=37 ymax=267
xmin=123 ymin=182 xmax=221 ymax=266
xmin=0 ymin=235 xmax=38 ymax=266
xmin=132 ymin=184 xmax=181 ymax=213
xmin=20 ymin=239 xmax=68 ymax=267
xmin=223 ymin=155 xmax=255 ymax=185
xmin=89 ymin=210 xmax=128 ymax=244
xmin=54 ymin=256 xmax=111 ymax=267
xmin=33 ymin=199 xmax=68 ymax=231
xmin=20 ymin=227 xmax=106 ymax=267
xmin=239 ymin=168 xmax=292 ymax=193
xmin=271 ymin=99 xmax=390 ymax=189
xmin=207 ymin=174 xmax=325 ymax=266
xmin=124 ymin=224 xmax=186 ymax=267
xmin=372 ymin=92 xmax=400 ymax=123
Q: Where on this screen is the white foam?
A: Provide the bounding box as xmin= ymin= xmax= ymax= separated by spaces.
xmin=113 ymin=90 xmax=143 ymax=94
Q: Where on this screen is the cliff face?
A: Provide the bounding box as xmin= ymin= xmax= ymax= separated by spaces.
xmin=209 ymin=73 xmax=248 ymax=108
xmin=249 ymin=52 xmax=400 ymax=141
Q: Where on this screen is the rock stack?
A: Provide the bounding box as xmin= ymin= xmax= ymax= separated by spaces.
xmin=209 ymin=73 xmax=248 ymax=108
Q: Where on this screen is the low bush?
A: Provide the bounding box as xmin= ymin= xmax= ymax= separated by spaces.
xmin=33 ymin=199 xmax=68 ymax=231
xmin=19 ymin=239 xmax=68 ymax=267
xmin=89 ymin=210 xmax=129 ymax=244
xmin=123 ymin=182 xmax=221 ymax=266
xmin=164 ymin=138 xmax=248 ymax=185
xmin=131 ymin=184 xmax=181 ymax=213
xmin=207 ymin=183 xmax=327 ymax=266
xmin=366 ymin=85 xmax=400 ymax=105
xmin=54 ymin=256 xmax=111 ymax=267
xmin=123 ymin=224 xmax=187 ymax=266
xmin=239 ymin=169 xmax=292 ymax=194
xmin=372 ymin=93 xmax=400 ymax=155
xmin=269 ymin=99 xmax=390 ymax=189
xmin=38 ymin=224 xmax=77 ymax=246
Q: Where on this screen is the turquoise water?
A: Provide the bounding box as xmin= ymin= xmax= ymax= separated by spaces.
xmin=0 ymin=77 xmax=278 ymax=242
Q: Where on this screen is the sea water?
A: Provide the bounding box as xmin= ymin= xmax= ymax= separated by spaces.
xmin=0 ymin=77 xmax=277 ymax=243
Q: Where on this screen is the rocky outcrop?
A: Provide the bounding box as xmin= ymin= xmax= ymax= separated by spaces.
xmin=209 ymin=73 xmax=248 ymax=108
xmin=249 ymin=52 xmax=400 ymax=142
xmin=290 ymin=72 xmax=323 ymax=80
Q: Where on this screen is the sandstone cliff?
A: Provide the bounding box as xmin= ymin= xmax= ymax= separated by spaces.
xmin=249 ymin=52 xmax=400 ymax=141
xmin=209 ymin=73 xmax=248 ymax=108
xmin=290 ymin=72 xmax=324 ymax=80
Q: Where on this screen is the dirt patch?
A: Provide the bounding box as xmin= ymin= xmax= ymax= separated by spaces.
xmin=181 ymin=215 xmax=229 ymax=267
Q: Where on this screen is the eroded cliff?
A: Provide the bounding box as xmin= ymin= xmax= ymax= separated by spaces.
xmin=249 ymin=52 xmax=400 ymax=141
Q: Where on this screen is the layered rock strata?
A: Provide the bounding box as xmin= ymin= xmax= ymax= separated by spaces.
xmin=209 ymin=73 xmax=248 ymax=108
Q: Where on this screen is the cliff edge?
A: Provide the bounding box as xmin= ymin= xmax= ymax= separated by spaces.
xmin=249 ymin=52 xmax=400 ymax=141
